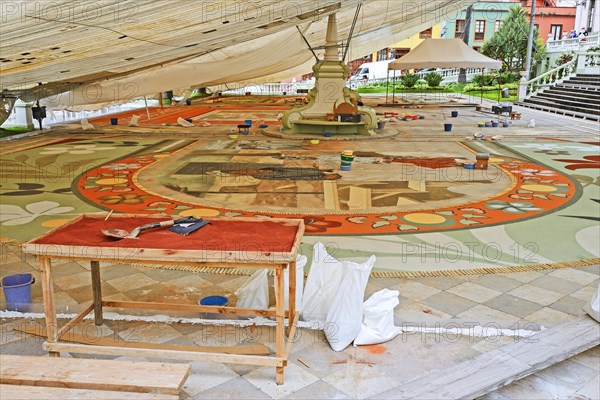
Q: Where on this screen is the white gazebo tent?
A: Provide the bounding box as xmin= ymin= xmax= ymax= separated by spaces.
xmin=385 ymin=39 xmax=502 ymax=103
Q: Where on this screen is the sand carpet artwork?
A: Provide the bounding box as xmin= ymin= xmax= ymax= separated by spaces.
xmin=0 ymin=132 xmax=598 ymax=275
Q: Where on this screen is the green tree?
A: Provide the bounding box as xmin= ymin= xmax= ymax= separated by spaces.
xmin=481 ymin=6 xmax=545 ymax=74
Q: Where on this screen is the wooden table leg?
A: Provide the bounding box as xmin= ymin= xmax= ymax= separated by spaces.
xmin=40 ymin=258 xmax=59 ymax=357
xmin=287 ymin=261 xmax=296 ymax=337
xmin=275 ymin=265 xmax=285 ymax=385
xmin=90 ymin=261 xmax=104 ymax=326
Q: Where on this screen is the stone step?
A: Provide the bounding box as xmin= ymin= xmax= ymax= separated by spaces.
xmin=377 ymin=317 xmax=600 ymax=400
xmin=544 ymin=89 xmax=600 ymax=101
xmin=535 ymin=93 xmax=600 ymax=109
xmin=517 ymin=101 xmax=600 ymax=121
xmin=524 ymin=98 xmax=600 ymax=115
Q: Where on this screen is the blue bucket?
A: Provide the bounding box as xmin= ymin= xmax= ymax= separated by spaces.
xmin=1 ymin=273 xmax=35 ymax=311
xmin=110 ymin=117 xmax=118 ymax=125
xmin=444 ymin=123 xmax=452 ymax=132
xmin=451 ymin=111 xmax=458 ymax=118
xmin=199 ymin=295 xmax=229 ymax=307
xmin=244 ymin=119 xmax=252 ymax=127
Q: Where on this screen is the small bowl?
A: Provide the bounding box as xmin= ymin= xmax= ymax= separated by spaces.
xmin=310 ymin=139 xmax=320 ymax=145
xmin=228 ymin=134 xmax=238 ymax=139
xmin=464 ymin=163 xmax=475 ymax=169
xmin=199 ymin=295 xmax=229 ymax=306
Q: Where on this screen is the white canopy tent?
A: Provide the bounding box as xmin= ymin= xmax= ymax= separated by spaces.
xmin=388 ymin=38 xmax=502 ymax=70
xmin=0 ymin=0 xmax=480 ymax=110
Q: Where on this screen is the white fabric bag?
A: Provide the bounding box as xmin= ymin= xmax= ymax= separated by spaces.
xmin=81 ymin=119 xmax=95 ymax=130
xmin=324 ymin=255 xmax=375 ymax=352
xmin=177 ymin=116 xmax=195 ymax=127
xmin=583 ymin=283 xmax=600 ymax=323
xmin=354 ymin=289 xmax=402 ymax=346
xmin=128 ymin=114 xmax=141 ymax=126
xmin=235 ymin=269 xmax=269 ymax=309
xmin=301 ymin=242 xmax=345 ymax=323
xmin=274 ymin=254 xmax=307 ymax=312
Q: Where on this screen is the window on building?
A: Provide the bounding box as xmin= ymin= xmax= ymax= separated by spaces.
xmin=494 ymin=20 xmax=503 ymax=32
xmin=474 ymin=20 xmax=486 ymax=41
xmin=394 ymin=48 xmax=410 ymax=58
xmin=455 ymin=19 xmax=466 ymax=38
xmin=419 ymin=28 xmax=433 ymax=39
xmin=377 ymin=48 xmax=388 ymax=61
xmin=550 ymin=24 xmax=562 ymax=40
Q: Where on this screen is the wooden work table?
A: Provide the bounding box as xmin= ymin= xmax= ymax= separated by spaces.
xmin=23 ymin=213 xmax=305 ymax=385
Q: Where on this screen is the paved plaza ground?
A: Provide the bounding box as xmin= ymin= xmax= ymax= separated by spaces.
xmin=0 ymin=96 xmax=598 ymax=399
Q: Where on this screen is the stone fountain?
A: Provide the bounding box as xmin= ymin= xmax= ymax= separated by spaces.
xmin=280 ymin=13 xmax=378 ymax=136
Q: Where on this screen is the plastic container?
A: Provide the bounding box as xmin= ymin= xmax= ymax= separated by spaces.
xmin=110 ymin=118 xmax=118 ymax=125
xmin=323 ymin=132 xmax=333 ymax=137
xmin=1 ymin=273 xmax=35 ymax=311
xmin=451 ymin=111 xmax=458 ymax=118
xmin=444 ymin=123 xmax=452 ymax=132
xmin=377 ymin=121 xmax=385 ymax=129
xmin=199 ymin=295 xmax=229 ymax=306
xmin=244 ymin=119 xmax=252 ymax=127
xmin=198 ymin=295 xmax=230 ymax=319
xmin=341 ymin=155 xmax=355 ymax=162
xmin=310 ymin=139 xmax=320 ymax=145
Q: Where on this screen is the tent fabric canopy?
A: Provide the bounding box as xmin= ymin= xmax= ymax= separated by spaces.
xmin=388 ymin=39 xmax=502 ymax=70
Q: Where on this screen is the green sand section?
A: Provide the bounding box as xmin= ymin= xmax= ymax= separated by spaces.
xmin=0 ymin=139 xmax=191 ymax=242
xmin=503 ymin=142 xmax=600 ymax=262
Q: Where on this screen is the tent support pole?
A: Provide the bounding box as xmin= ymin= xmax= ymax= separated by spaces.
xmin=143 ymin=96 xmax=151 ymax=120
xmin=386 ymin=69 xmax=389 ymax=104
xmin=342 ymin=4 xmax=362 ymax=62
xmin=392 ymin=70 xmax=396 ymax=104
xmin=296 ymin=26 xmax=320 ymax=63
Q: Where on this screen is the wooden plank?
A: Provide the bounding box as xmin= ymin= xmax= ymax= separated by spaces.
xmin=384 ymin=317 xmax=600 ymax=400
xmin=0 ymin=384 xmax=178 ymax=400
xmin=39 ymin=258 xmax=58 ymax=357
xmin=0 ymin=355 xmax=190 ymax=395
xmin=102 ymin=300 xmax=278 ymax=318
xmin=90 ymin=260 xmax=103 ymax=325
xmin=57 ymin=303 xmax=94 ymax=339
xmin=288 ymin=260 xmax=296 ymax=337
xmin=275 ymin=265 xmax=285 ymax=385
xmin=43 ymin=342 xmax=285 ymax=367
xmin=16 ymin=326 xmax=270 ymax=356
xmin=285 ymin=311 xmax=301 ymax=358
xmin=323 ymin=181 xmax=340 ymax=210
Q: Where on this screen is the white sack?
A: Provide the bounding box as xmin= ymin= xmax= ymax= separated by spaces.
xmin=177 ymin=117 xmax=195 ymax=127
xmin=325 ymin=255 xmax=376 ymax=352
xmin=354 ymin=289 xmax=402 ymax=346
xmin=235 ymin=269 xmax=269 ymax=309
xmin=274 ymin=254 xmax=307 ymax=312
xmin=583 ymin=283 xmax=600 ymax=323
xmin=128 ymin=114 xmax=141 ymax=126
xmin=301 ymin=242 xmax=345 ymax=323
xmin=81 ymin=119 xmax=94 ymax=130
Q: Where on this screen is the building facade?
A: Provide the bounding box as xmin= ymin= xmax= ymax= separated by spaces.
xmin=520 ymin=0 xmax=577 ymax=42
xmin=443 ymin=1 xmax=517 ymax=51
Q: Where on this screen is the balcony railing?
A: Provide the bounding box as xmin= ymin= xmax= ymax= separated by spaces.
xmin=546 ymin=33 xmax=600 ymax=52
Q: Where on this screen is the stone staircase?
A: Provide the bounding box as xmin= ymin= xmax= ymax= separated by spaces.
xmin=518 ymin=74 xmax=600 ymax=121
